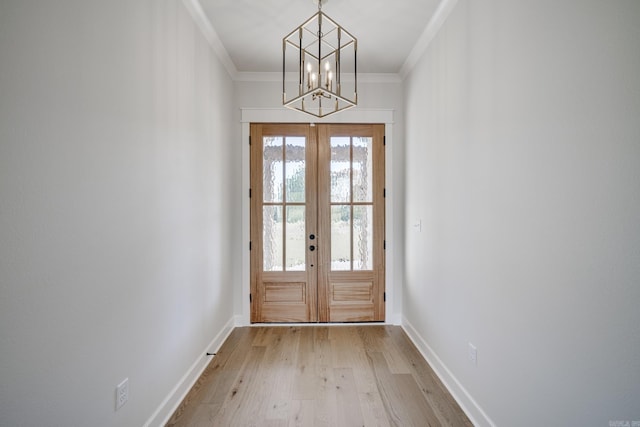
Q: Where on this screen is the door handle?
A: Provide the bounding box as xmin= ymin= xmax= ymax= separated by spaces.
xmin=309 ymin=245 xmax=316 ymax=251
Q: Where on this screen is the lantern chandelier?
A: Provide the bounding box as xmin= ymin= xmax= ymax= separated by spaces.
xmin=282 ymin=0 xmax=357 ymax=118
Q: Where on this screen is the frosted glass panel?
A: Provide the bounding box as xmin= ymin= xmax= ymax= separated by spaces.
xmin=330 ymin=137 xmax=351 ymax=203
xmin=353 ymin=206 xmax=373 ymax=270
xmin=286 ymin=206 xmax=305 ymax=271
xmin=331 ymin=205 xmax=351 ymax=270
xmin=263 ymin=206 xmax=283 ymax=271
xmin=285 ymin=137 xmax=305 ymax=202
xmin=263 ymin=137 xmax=283 ymax=202
xmin=352 ymin=137 xmax=373 ymax=203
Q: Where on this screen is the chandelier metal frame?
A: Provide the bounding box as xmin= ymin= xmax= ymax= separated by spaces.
xmin=282 ymin=0 xmax=358 ymax=118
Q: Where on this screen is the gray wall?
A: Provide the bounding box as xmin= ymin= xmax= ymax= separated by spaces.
xmin=0 ymin=1 xmax=238 ymax=425
xmin=403 ymin=0 xmax=640 ymax=425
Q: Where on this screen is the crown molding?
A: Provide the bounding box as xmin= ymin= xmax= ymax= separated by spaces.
xmin=234 ymin=72 xmax=282 ymax=82
xmin=236 ymin=72 xmax=402 ymax=83
xmin=399 ymin=0 xmax=459 ymax=79
xmin=358 ymin=73 xmax=403 ymax=83
xmin=184 ymin=0 xmax=455 ymax=83
xmin=182 ymin=0 xmax=238 ymax=79
xmin=240 ymin=108 xmax=394 ymax=124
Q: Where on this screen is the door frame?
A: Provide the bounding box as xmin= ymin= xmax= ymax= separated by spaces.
xmin=240 ymin=108 xmax=397 ymax=325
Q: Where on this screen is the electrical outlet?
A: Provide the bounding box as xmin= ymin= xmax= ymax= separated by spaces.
xmin=468 ymin=343 xmax=477 ymax=366
xmin=116 ymin=378 xmax=129 ymax=410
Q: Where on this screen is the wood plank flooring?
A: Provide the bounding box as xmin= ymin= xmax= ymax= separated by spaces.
xmin=166 ymin=326 xmax=473 ymax=427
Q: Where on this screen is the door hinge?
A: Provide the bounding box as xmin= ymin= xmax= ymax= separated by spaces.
xmin=384 ymin=240 xmax=386 ymax=250
xmin=384 ymin=292 xmax=386 ymax=302
xmin=383 ymin=188 xmax=386 ymax=198
xmin=249 ymin=136 xmax=251 ymax=145
xmin=383 ymin=136 xmax=386 ymax=146
xmin=249 ymin=241 xmax=252 ymax=251
xmin=249 ymin=188 xmax=252 ymax=198
xmin=249 ymin=293 xmax=252 ymax=303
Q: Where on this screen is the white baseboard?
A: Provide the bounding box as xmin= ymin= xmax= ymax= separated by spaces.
xmin=233 ymin=315 xmax=401 ymax=327
xmin=143 ymin=316 xmax=236 ymax=427
xmin=401 ymin=317 xmax=495 ymax=427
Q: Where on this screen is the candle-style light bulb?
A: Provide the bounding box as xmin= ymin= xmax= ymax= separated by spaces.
xmin=311 ymin=73 xmax=317 ymax=89
xmin=306 ymin=62 xmax=312 ymax=89
xmin=324 ymin=62 xmax=331 ymax=88
xmin=328 ymin=71 xmax=333 ymax=91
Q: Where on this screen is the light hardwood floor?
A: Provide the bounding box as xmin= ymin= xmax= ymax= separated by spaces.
xmin=166 ymin=326 xmax=473 ymax=427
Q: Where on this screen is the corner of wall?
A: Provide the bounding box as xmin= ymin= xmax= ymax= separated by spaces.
xmin=401 ymin=317 xmax=495 ymax=427
xmin=144 ymin=316 xmax=236 ymax=427
xmin=399 ymin=0 xmax=460 ymax=79
xmin=181 ymin=0 xmax=238 ymax=79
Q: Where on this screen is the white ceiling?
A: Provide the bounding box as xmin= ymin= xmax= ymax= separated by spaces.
xmin=196 ymin=0 xmax=443 ymax=75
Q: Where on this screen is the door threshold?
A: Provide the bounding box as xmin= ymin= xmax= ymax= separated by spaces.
xmin=249 ymin=321 xmax=390 ymax=327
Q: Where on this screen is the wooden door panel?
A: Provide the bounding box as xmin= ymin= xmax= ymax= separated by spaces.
xmin=261 ymin=305 xmax=309 ymax=323
xmin=329 ymin=305 xmax=375 ymax=322
xmin=332 ymin=281 xmax=373 ymax=302
xmin=250 ymin=124 xmax=317 ymax=323
xmin=256 ymin=275 xmax=310 ymax=322
xmin=329 ymin=279 xmax=375 ymax=322
xmin=264 ymin=282 xmax=306 ymax=303
xmin=318 ymin=124 xmax=385 ymax=322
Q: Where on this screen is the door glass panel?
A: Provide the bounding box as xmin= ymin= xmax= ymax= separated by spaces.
xmin=353 ymin=205 xmax=373 ymax=270
xmin=263 ymin=205 xmax=283 ymax=271
xmin=286 ymin=206 xmax=306 ymax=271
xmin=331 ymin=205 xmax=351 ymax=270
xmin=330 ymin=137 xmax=351 ymax=203
xmin=352 ymin=137 xmax=373 ymax=203
xmin=263 ymin=137 xmax=283 ymax=202
xmin=285 ymin=137 xmax=306 ymax=203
